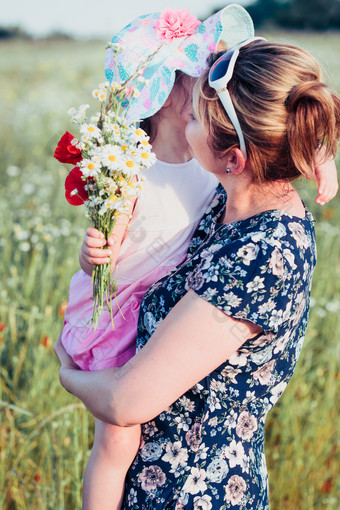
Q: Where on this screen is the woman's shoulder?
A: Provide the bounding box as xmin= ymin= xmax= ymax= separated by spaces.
xmin=192 ymin=187 xmax=316 ymax=281
xmin=186 ymin=202 xmax=316 ymax=334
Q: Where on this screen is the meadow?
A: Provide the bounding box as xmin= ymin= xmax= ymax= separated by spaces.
xmin=0 ymin=31 xmax=339 ymax=509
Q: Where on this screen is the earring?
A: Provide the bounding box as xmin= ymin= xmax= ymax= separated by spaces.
xmin=225 ymin=168 xmax=231 ymax=174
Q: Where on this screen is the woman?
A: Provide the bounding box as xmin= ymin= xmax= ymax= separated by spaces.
xmin=55 ymin=39 xmax=340 ymax=508
xmin=60 ymin=7 xmax=255 ymax=509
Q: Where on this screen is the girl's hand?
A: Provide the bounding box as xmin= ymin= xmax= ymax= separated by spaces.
xmin=79 ymin=227 xmax=113 ymax=276
xmin=313 ymin=147 xmax=339 ymax=206
xmin=79 ymin=198 xmax=137 ymax=276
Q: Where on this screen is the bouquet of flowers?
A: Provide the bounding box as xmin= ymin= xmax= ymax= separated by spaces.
xmin=54 ymin=43 xmax=156 ymax=328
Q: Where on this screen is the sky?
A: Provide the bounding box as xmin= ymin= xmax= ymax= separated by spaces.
xmin=1 ymin=0 xmax=251 ymax=38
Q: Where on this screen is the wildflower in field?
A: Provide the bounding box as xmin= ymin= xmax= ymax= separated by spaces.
xmin=33 ymin=472 xmax=41 ymax=483
xmin=45 ymin=306 xmax=52 ymax=316
xmin=321 ymin=478 xmax=333 ymax=494
xmin=13 ymin=226 xmax=30 ymax=241
xmin=0 ymin=323 xmax=6 ymax=332
xmin=6 ymin=165 xmax=20 ymax=176
xmin=22 ymin=183 xmax=35 ymax=195
xmin=58 ymin=301 xmax=68 ymax=318
xmin=40 ymin=335 xmax=52 ymax=349
xmin=19 ymin=242 xmax=31 ymax=252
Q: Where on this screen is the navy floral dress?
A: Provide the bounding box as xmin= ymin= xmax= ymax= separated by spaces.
xmin=122 ymin=185 xmax=316 ymax=510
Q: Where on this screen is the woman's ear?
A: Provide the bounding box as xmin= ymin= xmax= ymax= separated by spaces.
xmin=224 ymin=148 xmax=246 ymax=175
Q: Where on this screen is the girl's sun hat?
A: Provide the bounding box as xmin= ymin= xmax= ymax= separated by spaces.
xmin=104 ymin=4 xmax=254 ymax=122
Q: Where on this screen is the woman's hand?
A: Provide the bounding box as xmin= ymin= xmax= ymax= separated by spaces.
xmin=54 ymin=334 xmax=79 ymax=370
xmin=313 ymin=147 xmax=339 ymax=205
xmin=54 ymin=334 xmax=80 ymax=370
xmin=54 ymin=334 xmax=80 ymax=393
xmin=54 ymin=333 xmax=120 ymax=419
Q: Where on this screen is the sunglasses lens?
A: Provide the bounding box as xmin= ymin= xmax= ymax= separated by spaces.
xmin=210 ymin=52 xmax=233 ymax=82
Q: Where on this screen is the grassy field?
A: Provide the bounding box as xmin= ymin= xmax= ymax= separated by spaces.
xmin=0 ymin=32 xmax=339 ymax=509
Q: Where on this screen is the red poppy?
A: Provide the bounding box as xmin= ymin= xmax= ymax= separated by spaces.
xmin=54 ymin=131 xmax=82 ymax=164
xmin=65 ymin=167 xmax=89 ymax=205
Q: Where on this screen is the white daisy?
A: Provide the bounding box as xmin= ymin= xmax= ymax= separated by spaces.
xmin=80 ymin=158 xmax=101 ymax=177
xmin=109 ymin=81 xmax=122 ymax=93
xmin=137 ymin=148 xmax=157 ymax=168
xmin=80 ymin=123 xmax=102 ymax=140
xmin=130 ymin=127 xmax=148 ymax=143
xmin=100 ymin=145 xmax=122 ymax=172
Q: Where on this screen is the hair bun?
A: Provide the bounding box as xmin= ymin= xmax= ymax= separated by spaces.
xmin=286 ymin=81 xmax=329 ymax=113
xmin=286 ymin=81 xmax=340 ymax=177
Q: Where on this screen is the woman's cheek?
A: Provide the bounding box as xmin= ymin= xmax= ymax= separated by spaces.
xmin=185 ymin=121 xmax=211 ymax=170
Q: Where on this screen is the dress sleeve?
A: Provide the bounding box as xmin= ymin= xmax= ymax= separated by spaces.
xmin=185 ymin=237 xmax=294 ymax=333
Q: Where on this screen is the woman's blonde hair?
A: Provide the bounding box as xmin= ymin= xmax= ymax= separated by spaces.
xmin=195 ymin=40 xmax=340 ymax=182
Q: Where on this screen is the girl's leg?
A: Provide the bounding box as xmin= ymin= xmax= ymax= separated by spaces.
xmin=82 ymin=418 xmax=141 ymax=510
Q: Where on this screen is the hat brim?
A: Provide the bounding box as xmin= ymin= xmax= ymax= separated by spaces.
xmin=105 ymin=4 xmax=254 ymax=122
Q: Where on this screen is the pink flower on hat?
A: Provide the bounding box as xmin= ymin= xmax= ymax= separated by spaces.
xmin=154 ymin=9 xmax=201 ymax=42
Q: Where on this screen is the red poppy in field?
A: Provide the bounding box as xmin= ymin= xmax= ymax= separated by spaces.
xmin=65 ymin=167 xmax=89 ymax=205
xmin=34 ymin=472 xmax=41 ymax=483
xmin=54 ymin=131 xmax=82 ymax=164
xmin=321 ymin=478 xmax=333 ymax=494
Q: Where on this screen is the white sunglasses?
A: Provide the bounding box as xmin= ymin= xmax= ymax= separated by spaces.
xmin=209 ymin=37 xmax=266 ymax=160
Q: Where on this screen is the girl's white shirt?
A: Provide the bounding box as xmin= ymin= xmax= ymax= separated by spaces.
xmin=115 ymin=158 xmax=218 ymax=284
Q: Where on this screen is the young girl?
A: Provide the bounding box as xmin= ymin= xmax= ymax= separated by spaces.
xmin=59 ymin=9 xmax=339 ymax=510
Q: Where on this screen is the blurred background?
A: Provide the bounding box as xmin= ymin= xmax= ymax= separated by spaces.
xmin=0 ymin=1 xmax=339 ymax=508
xmin=2 ymin=0 xmax=340 ymax=38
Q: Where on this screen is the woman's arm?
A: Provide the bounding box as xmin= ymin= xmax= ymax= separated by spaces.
xmin=55 ymin=289 xmax=261 ymax=426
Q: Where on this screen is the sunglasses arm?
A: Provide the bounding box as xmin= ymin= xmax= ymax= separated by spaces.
xmin=216 ymin=88 xmax=247 ymax=161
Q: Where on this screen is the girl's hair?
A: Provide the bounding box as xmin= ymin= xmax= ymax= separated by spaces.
xmin=195 ymin=41 xmax=340 ymax=183
xmin=140 ymin=71 xmax=189 ymax=143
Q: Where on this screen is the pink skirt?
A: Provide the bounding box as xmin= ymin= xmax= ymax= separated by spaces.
xmin=61 ymin=264 xmax=178 ymax=371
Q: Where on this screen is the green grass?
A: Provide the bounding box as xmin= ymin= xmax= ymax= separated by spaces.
xmin=0 ymin=33 xmax=339 ymax=509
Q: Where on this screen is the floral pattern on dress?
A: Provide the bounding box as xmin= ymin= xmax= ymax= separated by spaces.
xmin=122 ymin=184 xmax=316 ymax=509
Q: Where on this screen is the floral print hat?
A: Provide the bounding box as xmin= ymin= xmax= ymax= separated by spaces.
xmin=104 ymin=4 xmax=254 ymax=122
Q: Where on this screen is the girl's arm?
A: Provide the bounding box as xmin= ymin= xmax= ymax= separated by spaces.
xmin=55 ymin=289 xmax=261 ymax=427
xmin=79 ymin=197 xmax=137 ymax=276
xmin=313 ymin=147 xmax=338 ymax=205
